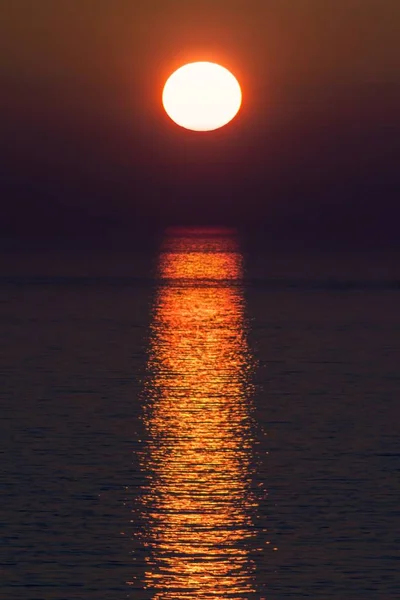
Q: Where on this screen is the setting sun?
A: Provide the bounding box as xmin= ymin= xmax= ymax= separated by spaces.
xmin=162 ymin=62 xmax=242 ymax=132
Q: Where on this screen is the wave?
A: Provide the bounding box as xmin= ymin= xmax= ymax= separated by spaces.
xmin=1 ymin=276 xmax=399 ymax=291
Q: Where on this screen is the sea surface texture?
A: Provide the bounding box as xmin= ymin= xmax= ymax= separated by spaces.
xmin=1 ymin=229 xmax=399 ymax=599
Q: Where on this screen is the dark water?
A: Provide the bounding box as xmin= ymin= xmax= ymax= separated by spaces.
xmin=1 ymin=230 xmax=399 ymax=599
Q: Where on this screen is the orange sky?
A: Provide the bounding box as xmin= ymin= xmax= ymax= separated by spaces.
xmin=1 ymin=1 xmax=399 ymax=241
xmin=2 ymin=1 xmax=399 ymax=105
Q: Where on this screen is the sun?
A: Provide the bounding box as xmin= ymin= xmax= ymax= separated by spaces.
xmin=162 ymin=62 xmax=242 ymax=132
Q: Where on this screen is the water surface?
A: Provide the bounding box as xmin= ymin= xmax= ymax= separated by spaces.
xmin=1 ymin=232 xmax=399 ymax=599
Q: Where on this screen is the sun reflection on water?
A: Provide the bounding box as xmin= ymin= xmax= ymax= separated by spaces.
xmin=141 ymin=229 xmax=257 ymax=599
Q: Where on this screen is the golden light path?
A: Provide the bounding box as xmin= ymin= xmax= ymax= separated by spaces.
xmin=140 ymin=229 xmax=257 ymax=599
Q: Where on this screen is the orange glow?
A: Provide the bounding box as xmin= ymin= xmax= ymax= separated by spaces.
xmin=140 ymin=230 xmax=256 ymax=598
xmin=162 ymin=62 xmax=242 ymax=132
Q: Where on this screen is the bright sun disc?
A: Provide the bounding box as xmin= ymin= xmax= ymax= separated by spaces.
xmin=162 ymin=62 xmax=242 ymax=132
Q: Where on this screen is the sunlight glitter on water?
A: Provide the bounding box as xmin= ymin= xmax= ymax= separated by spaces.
xmin=139 ymin=230 xmax=257 ymax=599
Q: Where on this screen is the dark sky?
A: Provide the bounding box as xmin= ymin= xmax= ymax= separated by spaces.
xmin=1 ymin=1 xmax=399 ymax=246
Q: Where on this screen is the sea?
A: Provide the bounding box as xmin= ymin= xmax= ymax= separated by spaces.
xmin=1 ymin=228 xmax=399 ymax=599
